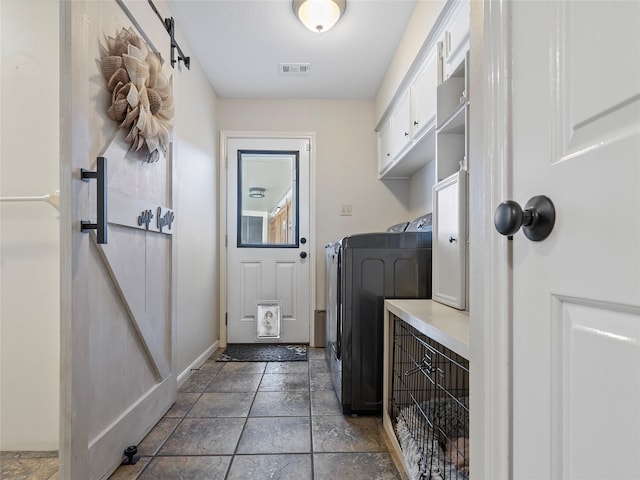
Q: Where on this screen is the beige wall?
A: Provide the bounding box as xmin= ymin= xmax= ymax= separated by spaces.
xmin=218 ymin=99 xmax=412 ymax=308
xmin=409 ymin=161 xmax=436 ymax=218
xmin=172 ymin=40 xmax=220 ymax=377
xmin=0 ymin=0 xmax=60 ymax=451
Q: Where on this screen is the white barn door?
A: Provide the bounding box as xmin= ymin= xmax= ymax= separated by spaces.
xmin=505 ymin=1 xmax=640 ymax=478
xmin=60 ymin=1 xmax=176 ymax=478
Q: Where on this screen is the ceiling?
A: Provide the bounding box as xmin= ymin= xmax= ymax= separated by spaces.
xmin=166 ymin=0 xmax=418 ymax=100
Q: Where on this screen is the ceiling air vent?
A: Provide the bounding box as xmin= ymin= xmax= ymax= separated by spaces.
xmin=279 ymin=63 xmax=311 ymax=74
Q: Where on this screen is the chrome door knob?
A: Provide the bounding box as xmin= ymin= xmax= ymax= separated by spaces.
xmin=494 ymin=195 xmax=556 ymax=241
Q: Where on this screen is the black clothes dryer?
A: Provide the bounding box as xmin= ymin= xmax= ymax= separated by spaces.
xmin=325 ymin=214 xmax=433 ymax=414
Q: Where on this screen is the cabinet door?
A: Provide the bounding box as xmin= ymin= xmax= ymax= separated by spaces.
xmin=390 ymin=90 xmax=411 ymax=159
xmin=432 ymin=170 xmax=467 ymax=310
xmin=411 ymin=52 xmax=438 ymax=139
xmin=377 ymin=120 xmax=392 ymax=174
xmin=444 ymin=0 xmax=470 ymax=79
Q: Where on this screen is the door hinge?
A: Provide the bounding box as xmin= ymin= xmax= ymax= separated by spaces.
xmin=225 ymin=155 xmax=228 ymax=169
xmin=306 ymin=142 xmax=310 ymax=152
xmin=225 ymin=234 xmax=228 ymax=247
xmin=225 ymin=313 xmax=228 ymax=326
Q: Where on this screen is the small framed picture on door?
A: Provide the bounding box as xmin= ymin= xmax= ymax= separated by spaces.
xmin=256 ymin=301 xmax=281 ymax=339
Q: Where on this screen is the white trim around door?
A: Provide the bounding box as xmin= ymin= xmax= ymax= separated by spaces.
xmin=469 ymin=1 xmax=512 ymax=478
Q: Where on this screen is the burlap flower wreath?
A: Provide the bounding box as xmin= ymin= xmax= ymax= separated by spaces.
xmin=100 ymin=27 xmax=174 ymax=163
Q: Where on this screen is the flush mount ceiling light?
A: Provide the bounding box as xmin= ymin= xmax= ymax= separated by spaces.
xmin=249 ymin=187 xmax=266 ymax=198
xmin=293 ymin=0 xmax=346 ymax=33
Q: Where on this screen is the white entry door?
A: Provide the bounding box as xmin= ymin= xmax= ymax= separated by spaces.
xmin=60 ymin=2 xmax=176 ymax=478
xmin=506 ymin=1 xmax=640 ymax=478
xmin=225 ymin=136 xmax=311 ymax=344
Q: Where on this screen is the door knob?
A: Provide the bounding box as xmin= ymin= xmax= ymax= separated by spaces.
xmin=494 ymin=195 xmax=555 ymax=241
xmin=300 ymin=251 xmax=307 ymax=259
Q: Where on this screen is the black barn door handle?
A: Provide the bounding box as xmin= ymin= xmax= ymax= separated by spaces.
xmin=81 ymin=156 xmax=108 ymax=244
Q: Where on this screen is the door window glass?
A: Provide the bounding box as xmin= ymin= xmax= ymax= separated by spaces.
xmin=237 ymin=150 xmax=299 ymax=247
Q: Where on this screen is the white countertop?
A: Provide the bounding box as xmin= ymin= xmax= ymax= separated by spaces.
xmin=384 ymin=299 xmax=470 ymax=359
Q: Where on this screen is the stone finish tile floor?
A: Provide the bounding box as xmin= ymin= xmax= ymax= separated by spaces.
xmin=1 ymin=348 xmax=405 ymax=480
xmin=0 ymin=452 xmax=59 ymax=480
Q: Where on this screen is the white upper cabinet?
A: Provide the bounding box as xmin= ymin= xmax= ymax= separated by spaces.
xmin=377 ymin=52 xmax=438 ymax=179
xmin=376 ymin=0 xmax=469 ymax=180
xmin=442 ymin=0 xmax=470 ymax=79
xmin=411 ymin=51 xmax=438 ymax=140
xmin=377 ymin=119 xmax=392 ymax=174
xmin=390 ymin=90 xmax=412 ymax=160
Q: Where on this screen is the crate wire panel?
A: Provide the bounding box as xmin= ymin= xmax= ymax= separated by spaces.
xmin=390 ymin=317 xmax=470 ymax=479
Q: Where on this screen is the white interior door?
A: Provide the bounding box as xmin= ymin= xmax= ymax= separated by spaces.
xmin=60 ymin=2 xmax=176 ymax=478
xmin=508 ymin=2 xmax=640 ymax=478
xmin=226 ymin=136 xmax=311 ymax=344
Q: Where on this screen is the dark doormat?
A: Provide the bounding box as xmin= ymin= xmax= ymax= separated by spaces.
xmin=216 ymin=344 xmax=307 ymax=362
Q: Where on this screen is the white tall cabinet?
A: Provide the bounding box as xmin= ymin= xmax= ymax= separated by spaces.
xmin=433 ymin=54 xmax=468 ymax=310
xmin=376 ymin=0 xmax=470 ymax=310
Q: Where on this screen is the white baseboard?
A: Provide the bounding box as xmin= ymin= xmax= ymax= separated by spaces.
xmin=176 ymin=341 xmax=219 ymax=388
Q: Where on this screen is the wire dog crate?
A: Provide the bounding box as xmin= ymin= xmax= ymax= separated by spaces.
xmin=389 ymin=316 xmax=470 ymax=479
